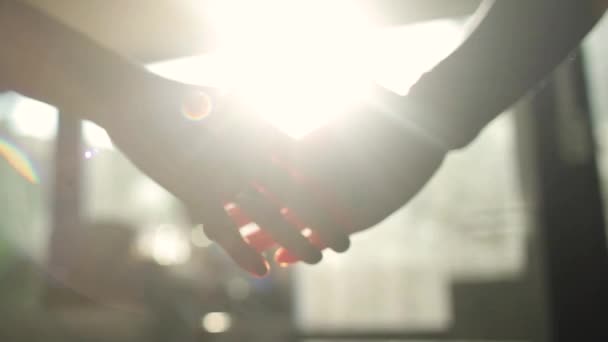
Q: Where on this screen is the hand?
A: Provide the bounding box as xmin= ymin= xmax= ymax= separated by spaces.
xmin=101 ymin=75 xmax=330 ymax=275
xmin=1 ymin=0 xmax=325 ymax=275
xmin=232 ymin=86 xmax=448 ymax=264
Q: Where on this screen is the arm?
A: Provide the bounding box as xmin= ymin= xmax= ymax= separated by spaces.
xmin=0 ymin=0 xmax=318 ymax=276
xmin=406 ymin=0 xmax=607 ymax=150
xmin=0 ymin=0 xmax=167 ymax=126
xmin=249 ymin=0 xmax=608 ymax=265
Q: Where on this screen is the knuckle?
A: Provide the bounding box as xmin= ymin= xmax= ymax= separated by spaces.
xmin=297 ymin=241 xmax=322 ymax=263
xmin=308 ymin=250 xmax=323 ymax=264
xmin=332 ymin=237 xmax=351 ymax=253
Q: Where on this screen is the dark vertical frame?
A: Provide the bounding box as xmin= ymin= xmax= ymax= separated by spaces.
xmin=521 ymin=52 xmax=608 ymax=341
xmin=45 ymin=113 xmax=83 ymax=305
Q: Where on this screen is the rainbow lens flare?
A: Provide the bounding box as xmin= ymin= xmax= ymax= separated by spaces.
xmin=0 ymin=138 xmax=39 ymax=184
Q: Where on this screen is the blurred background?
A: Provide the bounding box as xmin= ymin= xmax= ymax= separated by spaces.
xmin=1 ymin=1 xmax=608 ymax=341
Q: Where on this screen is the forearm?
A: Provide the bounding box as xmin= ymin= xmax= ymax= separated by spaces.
xmin=0 ymin=0 xmax=156 ymax=127
xmin=405 ymin=0 xmax=606 ymax=150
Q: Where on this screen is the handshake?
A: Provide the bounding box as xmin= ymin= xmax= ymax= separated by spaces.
xmin=1 ymin=0 xmax=450 ymax=277
xmin=4 ymin=0 xmax=597 ymax=277
xmin=105 ymin=81 xmax=449 ymax=277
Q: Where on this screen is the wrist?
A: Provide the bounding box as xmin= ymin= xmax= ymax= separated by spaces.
xmin=370 ymin=84 xmax=476 ymax=151
xmin=399 ymin=0 xmax=603 ymax=151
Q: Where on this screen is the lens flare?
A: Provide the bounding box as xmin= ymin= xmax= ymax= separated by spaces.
xmin=0 ymin=138 xmax=39 ymax=184
xmin=149 ymin=11 xmax=465 ymax=139
xmin=182 ymin=91 xmax=213 ymax=121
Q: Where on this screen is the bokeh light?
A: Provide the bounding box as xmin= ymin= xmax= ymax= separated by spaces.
xmin=136 ymin=225 xmax=191 ymax=266
xmin=202 ymin=312 xmax=232 ymax=333
xmin=181 ymin=91 xmax=213 ymax=121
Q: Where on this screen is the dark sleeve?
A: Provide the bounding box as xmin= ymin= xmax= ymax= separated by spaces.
xmin=404 ymin=0 xmax=603 ymax=150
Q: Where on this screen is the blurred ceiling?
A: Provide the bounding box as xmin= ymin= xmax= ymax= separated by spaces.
xmin=25 ymin=0 xmax=480 ymax=63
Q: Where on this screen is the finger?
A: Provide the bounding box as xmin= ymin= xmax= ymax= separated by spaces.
xmin=274 ymin=226 xmax=326 ymax=266
xmin=224 ymin=202 xmax=277 ymax=253
xmin=235 ymin=188 xmax=323 ymax=265
xmin=271 ymin=155 xmax=355 ymax=228
xmin=275 ymin=248 xmax=299 ymax=266
xmin=200 ymin=204 xmax=269 ymax=277
xmin=225 ymin=198 xmax=331 ymax=256
xmin=254 ymin=181 xmax=351 ymax=253
xmin=283 ymin=194 xmax=351 ymax=253
xmin=253 ymin=155 xmax=353 ymax=251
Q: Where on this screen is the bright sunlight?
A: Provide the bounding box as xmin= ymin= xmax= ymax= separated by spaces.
xmin=148 ymin=1 xmax=465 ymax=138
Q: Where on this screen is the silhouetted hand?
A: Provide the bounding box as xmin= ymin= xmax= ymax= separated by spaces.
xmin=228 ymin=86 xmax=448 ymax=264
xmin=101 ymin=76 xmax=335 ymax=276
xmin=1 ymin=0 xmax=325 ymax=276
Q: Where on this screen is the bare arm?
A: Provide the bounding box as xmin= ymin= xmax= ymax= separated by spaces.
xmin=0 ymin=0 xmax=170 ymax=127
xmin=405 ymin=0 xmax=607 ymax=149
